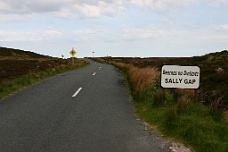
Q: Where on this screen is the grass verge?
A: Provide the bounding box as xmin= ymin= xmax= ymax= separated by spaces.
xmin=134 ymin=88 xmax=228 ymax=152
xmin=109 ymin=60 xmax=228 ymax=152
xmin=0 ymin=62 xmax=89 ymax=100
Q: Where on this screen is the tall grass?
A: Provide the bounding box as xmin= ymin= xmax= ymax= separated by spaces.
xmin=128 ymin=66 xmax=159 ymax=93
xmin=108 ymin=60 xmax=228 ymax=152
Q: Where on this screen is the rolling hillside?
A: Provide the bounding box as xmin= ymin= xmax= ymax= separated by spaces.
xmin=0 ymin=47 xmax=50 ymax=59
xmin=0 ymin=47 xmax=85 ymax=83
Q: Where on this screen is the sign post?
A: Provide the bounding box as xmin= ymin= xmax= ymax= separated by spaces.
xmin=161 ymin=65 xmax=200 ymax=102
xmin=69 ymin=48 xmax=76 ymax=65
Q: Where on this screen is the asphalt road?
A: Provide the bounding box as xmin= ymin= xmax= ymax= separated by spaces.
xmin=0 ymin=59 xmax=171 ymax=152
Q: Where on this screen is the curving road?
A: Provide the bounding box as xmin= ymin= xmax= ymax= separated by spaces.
xmin=0 ymin=59 xmax=171 ymax=152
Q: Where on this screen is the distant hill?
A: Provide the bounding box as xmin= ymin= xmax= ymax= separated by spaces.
xmin=204 ymin=50 xmax=228 ymax=57
xmin=0 ymin=47 xmax=60 ymax=82
xmin=0 ymin=47 xmax=50 ymax=59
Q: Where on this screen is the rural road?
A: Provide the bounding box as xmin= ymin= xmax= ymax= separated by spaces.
xmin=0 ymin=59 xmax=171 ymax=152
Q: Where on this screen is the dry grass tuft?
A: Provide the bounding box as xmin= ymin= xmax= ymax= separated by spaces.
xmin=114 ymin=62 xmax=130 ymax=69
xmin=178 ymin=89 xmax=195 ymax=98
xmin=177 ymin=95 xmax=190 ymax=113
xmin=111 ymin=61 xmax=159 ymax=93
xmin=128 ymin=66 xmax=160 ymax=92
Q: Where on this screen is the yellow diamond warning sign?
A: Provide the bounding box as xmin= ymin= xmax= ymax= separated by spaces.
xmin=70 ymin=48 xmax=76 ymax=57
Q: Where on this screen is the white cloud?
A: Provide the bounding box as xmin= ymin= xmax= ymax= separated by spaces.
xmin=72 ymin=29 xmax=97 ymax=41
xmin=73 ymin=4 xmax=101 ymax=18
xmin=0 ymin=1 xmax=11 ymax=12
xmin=209 ymin=0 xmax=228 ymax=6
xmin=71 ymin=1 xmax=126 ymax=18
xmin=0 ymin=0 xmax=121 ymax=17
xmin=0 ymin=29 xmax=62 ymax=42
xmin=51 ymin=9 xmax=73 ymax=18
xmin=121 ymin=25 xmax=166 ymax=40
xmin=0 ymin=0 xmax=204 ymax=18
xmin=72 ymin=25 xmax=122 ymax=43
xmin=0 ymin=0 xmax=71 ymax=14
xmin=0 ymin=14 xmax=33 ymax=23
xmin=215 ymin=24 xmax=228 ymax=30
xmin=128 ymin=0 xmax=201 ymax=12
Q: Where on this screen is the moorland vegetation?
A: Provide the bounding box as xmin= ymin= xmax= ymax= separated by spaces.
xmin=92 ymin=50 xmax=228 ymax=152
xmin=0 ymin=47 xmax=88 ymax=99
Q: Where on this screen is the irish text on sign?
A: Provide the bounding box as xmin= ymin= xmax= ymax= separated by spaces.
xmin=161 ymin=65 xmax=200 ymax=89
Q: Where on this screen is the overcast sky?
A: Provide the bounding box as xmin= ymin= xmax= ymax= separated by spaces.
xmin=0 ymin=0 xmax=227 ymax=58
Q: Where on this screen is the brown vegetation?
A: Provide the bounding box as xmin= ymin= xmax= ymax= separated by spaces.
xmin=92 ymin=51 xmax=228 ymax=151
xmin=128 ymin=66 xmax=159 ymax=93
xmin=94 ymin=50 xmax=228 ymax=110
xmin=0 ymin=47 xmax=87 ymax=83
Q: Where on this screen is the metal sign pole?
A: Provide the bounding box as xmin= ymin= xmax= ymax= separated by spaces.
xmin=72 ymin=57 xmax=74 ymax=65
xmin=69 ymin=47 xmax=76 ymax=65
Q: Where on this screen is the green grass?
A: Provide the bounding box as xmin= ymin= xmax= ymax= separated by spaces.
xmin=0 ymin=64 xmax=88 ymax=100
xmin=112 ymin=60 xmax=228 ymax=152
xmin=133 ymin=87 xmax=228 ymax=152
xmin=90 ymin=58 xmax=228 ymax=151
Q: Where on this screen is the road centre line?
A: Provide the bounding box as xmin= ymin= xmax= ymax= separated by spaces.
xmin=92 ymin=72 xmax=96 ymax=76
xmin=72 ymin=87 xmax=82 ymax=98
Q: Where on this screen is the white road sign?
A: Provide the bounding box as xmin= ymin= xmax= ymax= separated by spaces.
xmin=161 ymin=65 xmax=200 ymax=89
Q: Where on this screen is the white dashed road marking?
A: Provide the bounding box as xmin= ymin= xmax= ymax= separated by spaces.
xmin=72 ymin=87 xmax=82 ymax=97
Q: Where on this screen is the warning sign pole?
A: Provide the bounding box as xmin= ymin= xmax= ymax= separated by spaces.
xmin=69 ymin=48 xmax=76 ymax=65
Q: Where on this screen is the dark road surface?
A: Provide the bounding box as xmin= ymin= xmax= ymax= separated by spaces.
xmin=0 ymin=59 xmax=171 ymax=152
